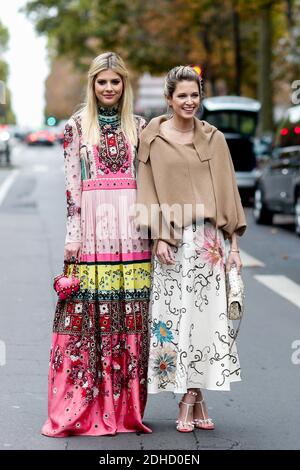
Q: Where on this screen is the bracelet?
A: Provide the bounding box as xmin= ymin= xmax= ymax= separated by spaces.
xmin=230 ymin=249 xmax=240 ymax=253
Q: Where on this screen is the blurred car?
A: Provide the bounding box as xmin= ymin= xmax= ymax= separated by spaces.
xmin=10 ymin=125 xmax=33 ymax=142
xmin=26 ymin=129 xmax=56 ymax=146
xmin=56 ymin=129 xmax=64 ymax=144
xmin=272 ymin=104 xmax=300 ymax=149
xmin=54 ymin=120 xmax=68 ymax=144
xmin=253 ymin=105 xmax=300 ymax=235
xmin=0 ymin=124 xmax=11 ymax=163
xmin=201 ymin=96 xmax=261 ymax=200
xmin=254 ymin=135 xmax=272 ymax=160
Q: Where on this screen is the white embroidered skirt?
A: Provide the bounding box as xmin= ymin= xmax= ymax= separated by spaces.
xmin=147 ymin=220 xmax=241 ymax=393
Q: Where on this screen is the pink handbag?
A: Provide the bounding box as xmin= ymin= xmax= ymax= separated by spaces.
xmin=53 ymin=260 xmax=80 ymax=300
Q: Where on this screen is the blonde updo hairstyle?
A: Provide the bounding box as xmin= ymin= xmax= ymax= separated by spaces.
xmin=78 ymin=52 xmax=137 ymax=146
xmin=164 ymin=65 xmax=204 ymax=114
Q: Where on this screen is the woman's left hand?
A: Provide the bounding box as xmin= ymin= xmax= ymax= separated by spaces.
xmin=226 ymin=251 xmax=243 ymax=274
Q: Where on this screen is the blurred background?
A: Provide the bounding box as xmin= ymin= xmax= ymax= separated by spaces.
xmin=2 ymin=0 xmax=299 ymax=125
xmin=1 ymin=0 xmax=300 ymax=215
xmin=0 ymin=0 xmax=300 ymax=451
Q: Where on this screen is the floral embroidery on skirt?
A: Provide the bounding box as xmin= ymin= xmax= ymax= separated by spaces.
xmin=147 ymin=220 xmax=241 ymax=393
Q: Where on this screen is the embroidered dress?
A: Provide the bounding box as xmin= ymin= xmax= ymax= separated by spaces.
xmin=147 ymin=220 xmax=241 ymax=394
xmin=42 ymin=107 xmax=152 ymax=437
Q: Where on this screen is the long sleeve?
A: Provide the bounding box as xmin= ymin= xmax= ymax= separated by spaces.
xmin=136 ymin=158 xmax=160 ymax=239
xmin=63 ymin=118 xmax=82 ymax=243
xmin=226 ymin=141 xmax=247 ymax=237
xmin=211 ymin=133 xmax=247 ymax=239
xmin=136 ymin=158 xmax=180 ymax=248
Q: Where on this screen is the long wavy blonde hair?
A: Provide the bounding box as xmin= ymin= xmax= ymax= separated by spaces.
xmin=76 ymin=52 xmax=137 ymax=146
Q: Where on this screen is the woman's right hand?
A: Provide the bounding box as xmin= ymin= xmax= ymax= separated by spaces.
xmin=156 ymin=240 xmax=176 ymax=265
xmin=64 ymin=242 xmax=81 ymax=262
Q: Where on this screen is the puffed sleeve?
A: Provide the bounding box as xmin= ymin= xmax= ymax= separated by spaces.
xmin=63 ymin=117 xmax=82 ymax=243
xmin=136 ymin=156 xmax=160 ymax=240
xmin=226 ymin=141 xmax=247 ymax=237
xmin=212 ymin=132 xmax=247 ymax=239
xmin=136 ymin=147 xmax=180 ymax=249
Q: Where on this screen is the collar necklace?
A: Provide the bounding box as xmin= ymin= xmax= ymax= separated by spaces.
xmin=98 ymin=105 xmax=120 ymax=128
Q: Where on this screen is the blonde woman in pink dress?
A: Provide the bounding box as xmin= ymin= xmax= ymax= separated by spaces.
xmin=42 ymin=52 xmax=151 ymax=437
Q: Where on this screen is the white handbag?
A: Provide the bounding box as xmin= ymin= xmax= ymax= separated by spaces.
xmin=226 ymin=265 xmax=245 ymax=320
xmin=226 ymin=265 xmax=245 ymax=353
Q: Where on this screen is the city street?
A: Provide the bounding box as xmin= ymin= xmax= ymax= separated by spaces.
xmin=0 ymin=142 xmax=300 ymax=450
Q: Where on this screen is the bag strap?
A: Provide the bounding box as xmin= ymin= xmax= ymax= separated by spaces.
xmin=63 ymin=257 xmax=79 ymax=276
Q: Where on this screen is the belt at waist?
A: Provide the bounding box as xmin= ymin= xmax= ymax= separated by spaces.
xmin=82 ymin=179 xmax=137 ymax=191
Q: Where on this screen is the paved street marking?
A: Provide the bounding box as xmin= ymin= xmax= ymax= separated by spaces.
xmin=254 ymin=275 xmax=300 ymax=309
xmin=0 ymin=340 xmax=5 ymax=366
xmin=32 ymin=164 xmax=48 ymax=173
xmin=0 ymin=169 xmax=20 ymax=206
xmin=240 ymin=249 xmax=265 ymax=268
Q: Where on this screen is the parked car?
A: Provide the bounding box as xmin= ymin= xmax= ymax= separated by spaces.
xmin=201 ymin=96 xmax=261 ymax=200
xmin=26 ymin=129 xmax=56 ymax=146
xmin=253 ymin=105 xmax=300 ymax=235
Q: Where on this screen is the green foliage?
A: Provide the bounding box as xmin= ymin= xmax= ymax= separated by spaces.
xmin=0 ymin=20 xmax=9 ymax=84
xmin=0 ymin=60 xmax=8 ymax=82
xmin=23 ymin=0 xmax=300 ymax=114
xmin=0 ymin=21 xmax=15 ymax=124
xmin=0 ymin=20 xmax=9 ymax=54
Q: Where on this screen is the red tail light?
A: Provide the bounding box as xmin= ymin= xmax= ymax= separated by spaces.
xmin=294 ymin=127 xmax=300 ymax=134
xmin=280 ymin=128 xmax=289 ymax=136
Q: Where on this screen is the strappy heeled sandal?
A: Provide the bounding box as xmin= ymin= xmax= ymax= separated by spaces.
xmin=176 ymin=390 xmax=197 ymax=433
xmin=193 ymin=398 xmax=215 ymax=430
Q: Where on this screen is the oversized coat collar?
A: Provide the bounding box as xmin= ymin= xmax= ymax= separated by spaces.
xmin=138 ymin=115 xmax=218 ymax=163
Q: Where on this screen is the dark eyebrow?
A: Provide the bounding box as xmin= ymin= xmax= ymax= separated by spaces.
xmin=97 ymin=78 xmax=121 ymax=81
xmin=177 ymin=92 xmax=199 ymax=95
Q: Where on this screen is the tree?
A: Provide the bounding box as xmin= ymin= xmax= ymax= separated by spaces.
xmin=258 ymin=2 xmax=274 ymax=134
xmin=237 ymin=0 xmax=288 ymax=133
xmin=24 ymin=0 xmax=238 ymax=90
xmin=0 ymin=20 xmax=9 ymax=82
xmin=24 ymin=0 xmax=300 ymax=129
xmin=0 ymin=20 xmax=15 ymax=124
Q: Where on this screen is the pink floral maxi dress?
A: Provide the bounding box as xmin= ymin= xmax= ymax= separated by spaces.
xmin=42 ymin=108 xmax=152 ymax=436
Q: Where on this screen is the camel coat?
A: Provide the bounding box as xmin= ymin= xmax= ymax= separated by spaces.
xmin=136 ymin=115 xmax=247 ymax=246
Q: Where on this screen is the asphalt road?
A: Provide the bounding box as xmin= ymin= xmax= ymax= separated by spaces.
xmin=0 ymin=142 xmax=300 ymax=450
